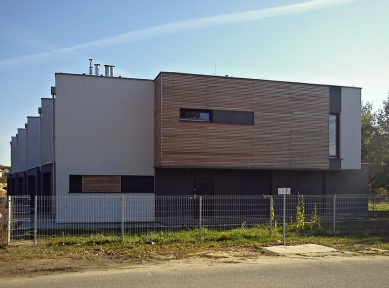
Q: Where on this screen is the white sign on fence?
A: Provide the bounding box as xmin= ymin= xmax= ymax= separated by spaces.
xmin=278 ymin=188 xmax=291 ymax=195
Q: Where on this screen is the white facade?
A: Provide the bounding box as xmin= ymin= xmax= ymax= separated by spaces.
xmin=40 ymin=98 xmax=53 ymax=165
xmin=54 ymin=74 xmax=155 ymax=222
xmin=26 ymin=116 xmax=40 ymax=169
xmin=340 ymin=87 xmax=361 ymax=169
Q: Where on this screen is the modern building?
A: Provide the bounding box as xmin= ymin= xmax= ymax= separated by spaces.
xmin=8 ymin=67 xmax=368 ymax=221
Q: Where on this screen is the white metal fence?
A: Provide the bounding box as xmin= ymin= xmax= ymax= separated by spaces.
xmin=1 ymin=194 xmax=388 ymax=245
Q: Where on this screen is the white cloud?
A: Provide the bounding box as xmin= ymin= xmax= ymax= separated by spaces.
xmin=0 ymin=0 xmax=355 ymax=70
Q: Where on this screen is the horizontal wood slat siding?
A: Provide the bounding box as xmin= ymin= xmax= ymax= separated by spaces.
xmin=82 ymin=175 xmax=121 ymax=192
xmin=157 ymin=73 xmax=330 ymax=170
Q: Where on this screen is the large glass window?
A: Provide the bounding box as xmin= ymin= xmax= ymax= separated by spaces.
xmin=180 ymin=109 xmax=211 ymax=122
xmin=329 ymin=114 xmax=339 ymax=157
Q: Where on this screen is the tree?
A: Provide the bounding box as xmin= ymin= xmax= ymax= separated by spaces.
xmin=361 ymin=92 xmax=389 ymax=190
xmin=361 ymin=102 xmax=377 ymax=163
xmin=373 ymin=92 xmax=389 ymax=190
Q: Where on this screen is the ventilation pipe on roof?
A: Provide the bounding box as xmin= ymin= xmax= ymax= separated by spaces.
xmin=104 ymin=65 xmax=110 ymax=77
xmin=89 ymin=59 xmax=93 ymax=75
xmin=110 ymin=65 xmax=115 ymax=77
xmin=94 ymin=64 xmax=100 ymax=76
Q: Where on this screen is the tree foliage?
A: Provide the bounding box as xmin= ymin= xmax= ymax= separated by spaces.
xmin=361 ymin=92 xmax=389 ymax=190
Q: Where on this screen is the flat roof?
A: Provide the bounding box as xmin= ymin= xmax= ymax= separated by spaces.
xmin=54 ymin=71 xmax=362 ymax=90
xmin=156 ymin=71 xmax=362 ymax=90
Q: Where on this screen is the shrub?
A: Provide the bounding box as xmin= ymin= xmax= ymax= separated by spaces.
xmin=376 ymin=188 xmax=388 ymax=195
xmin=0 ymin=198 xmax=7 ymax=247
xmin=296 ymin=193 xmax=305 ymax=230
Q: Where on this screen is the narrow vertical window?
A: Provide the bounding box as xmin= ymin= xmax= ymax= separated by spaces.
xmin=329 ymin=114 xmax=339 ymax=157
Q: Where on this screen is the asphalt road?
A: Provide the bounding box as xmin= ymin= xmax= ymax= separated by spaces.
xmin=1 ymin=257 xmax=389 ymax=288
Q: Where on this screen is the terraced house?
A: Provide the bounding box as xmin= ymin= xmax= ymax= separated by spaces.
xmin=7 ymin=67 xmax=368 ymax=221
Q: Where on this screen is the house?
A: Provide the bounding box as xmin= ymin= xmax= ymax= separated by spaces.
xmin=7 ymin=66 xmax=369 ymax=222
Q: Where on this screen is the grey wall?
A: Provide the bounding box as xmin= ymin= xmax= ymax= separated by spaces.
xmin=155 ymin=168 xmax=244 ymax=195
xmin=329 ymin=86 xmax=341 ymax=113
xmin=272 ymin=171 xmax=297 ymax=195
xmin=156 ymin=167 xmax=367 ymax=196
xmin=296 ymin=172 xmax=323 ymax=195
xmin=340 ymin=87 xmax=361 ymax=169
xmin=27 ymin=117 xmax=40 ymax=169
xmin=156 ymin=168 xmax=325 ymax=196
xmin=55 ymin=74 xmax=155 ymax=196
xmin=16 ymin=128 xmax=26 ymax=172
xmin=325 ymin=164 xmax=369 ymax=194
xmin=54 ymin=74 xmax=155 ymax=221
xmin=40 ymin=98 xmax=53 ymax=165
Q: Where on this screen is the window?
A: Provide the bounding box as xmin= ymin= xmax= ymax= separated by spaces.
xmin=121 ymin=176 xmax=154 ymax=193
xmin=179 ymin=108 xmax=254 ymax=125
xmin=180 ymin=109 xmax=211 ymax=122
xmin=329 ymin=114 xmax=339 ymax=157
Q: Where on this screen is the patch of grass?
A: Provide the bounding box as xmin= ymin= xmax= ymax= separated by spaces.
xmin=1 ymin=224 xmax=389 ymax=264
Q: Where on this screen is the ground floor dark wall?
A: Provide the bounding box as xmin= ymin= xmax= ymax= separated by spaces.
xmin=155 ymin=166 xmax=369 ymax=196
xmin=7 ymin=163 xmax=53 ymax=198
xmin=154 ymin=166 xmax=370 ymax=219
xmin=7 ymin=164 xmax=369 ymax=197
xmin=325 ymin=164 xmax=369 ymax=194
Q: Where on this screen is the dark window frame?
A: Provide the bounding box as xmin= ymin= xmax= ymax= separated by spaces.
xmin=329 ymin=113 xmax=339 ymax=158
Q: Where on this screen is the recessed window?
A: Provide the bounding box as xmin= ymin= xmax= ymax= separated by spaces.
xmin=69 ymin=175 xmax=154 ymax=193
xmin=329 ymin=114 xmax=339 ymax=157
xmin=180 ymin=108 xmax=254 ymax=125
xmin=180 ymin=109 xmax=211 ymax=122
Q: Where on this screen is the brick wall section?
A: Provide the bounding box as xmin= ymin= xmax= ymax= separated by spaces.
xmin=155 ymin=72 xmax=330 ymax=170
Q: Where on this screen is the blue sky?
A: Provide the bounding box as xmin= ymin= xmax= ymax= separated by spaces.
xmin=0 ymin=0 xmax=388 ymax=166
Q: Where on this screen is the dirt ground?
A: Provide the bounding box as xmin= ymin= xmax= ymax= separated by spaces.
xmin=0 ymin=243 xmax=386 ymax=280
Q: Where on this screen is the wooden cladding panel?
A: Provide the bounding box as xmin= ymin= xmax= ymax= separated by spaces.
xmin=82 ymin=175 xmax=121 ymax=192
xmin=156 ymin=73 xmax=330 ymax=170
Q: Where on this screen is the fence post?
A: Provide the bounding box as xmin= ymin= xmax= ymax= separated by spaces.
xmin=269 ymin=196 xmax=273 ymax=236
xmin=34 ymin=196 xmax=37 ymax=246
xmin=121 ymin=196 xmax=124 ymax=243
xmin=283 ymin=194 xmax=286 ymax=246
xmin=199 ymin=196 xmax=202 ymax=241
xmin=7 ymin=196 xmax=11 ymax=245
xmin=333 ymin=194 xmax=336 ymax=234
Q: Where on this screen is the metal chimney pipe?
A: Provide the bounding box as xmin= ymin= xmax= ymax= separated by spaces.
xmin=94 ymin=64 xmax=100 ymax=76
xmin=89 ymin=59 xmax=93 ymax=75
xmin=110 ymin=66 xmax=115 ymax=77
xmin=104 ymin=65 xmax=110 ymax=77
